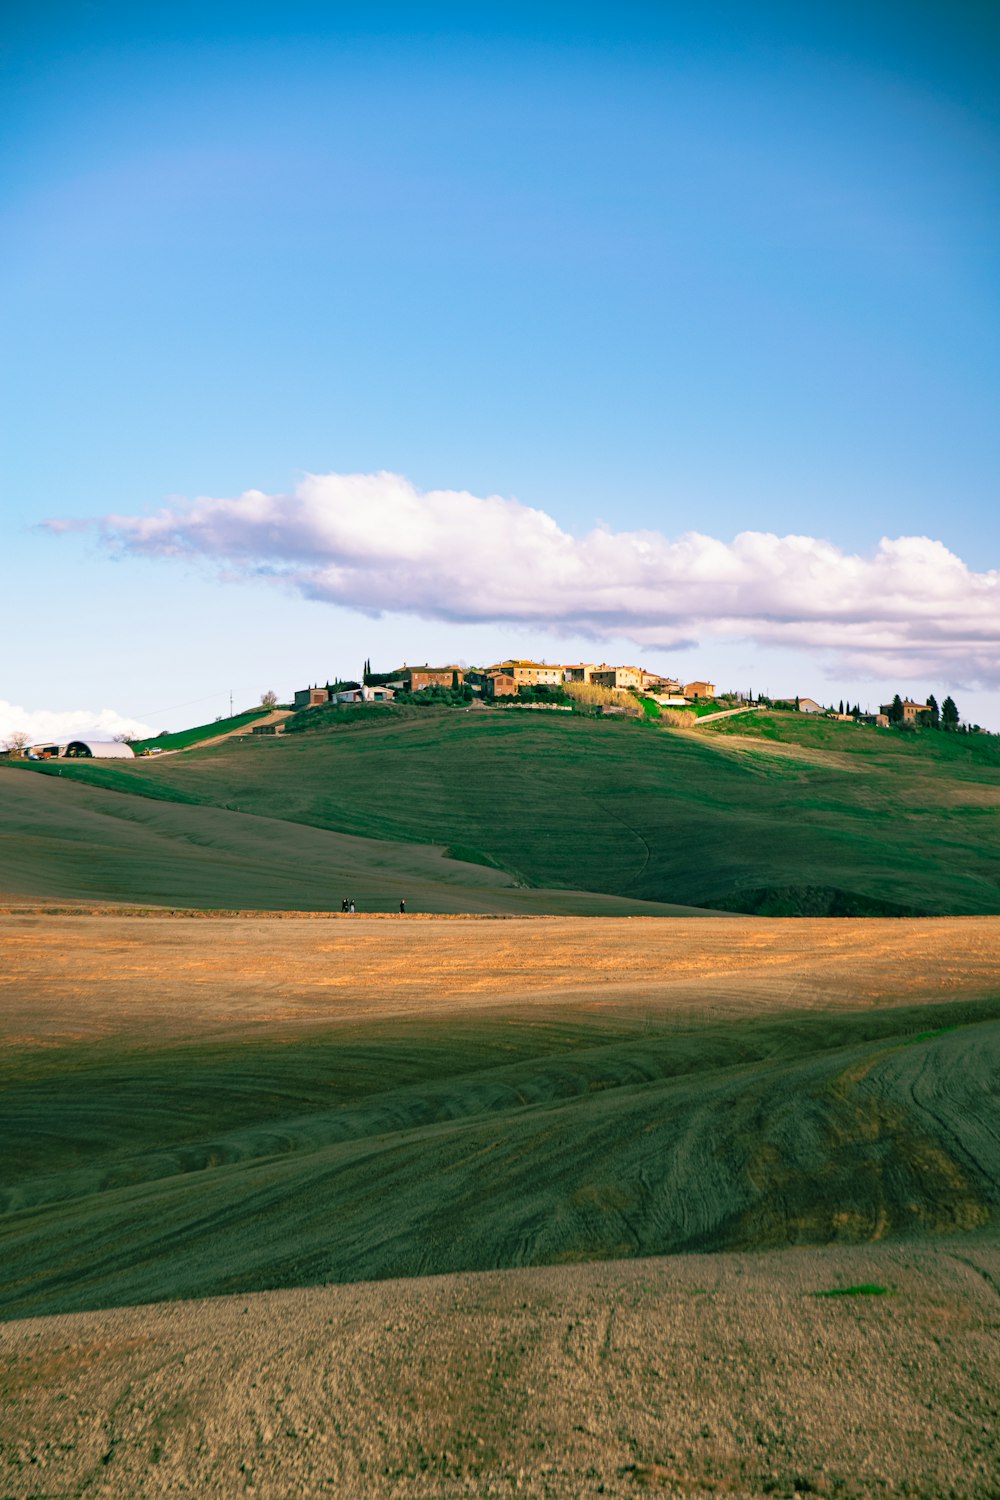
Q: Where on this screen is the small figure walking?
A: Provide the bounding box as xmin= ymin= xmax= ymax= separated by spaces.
xmin=349 ymin=899 xmax=356 ymax=913
xmin=341 ymin=897 xmax=349 ymax=913
xmin=399 ymin=899 xmax=406 ymax=914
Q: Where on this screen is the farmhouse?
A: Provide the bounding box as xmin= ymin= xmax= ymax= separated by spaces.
xmin=562 ymin=663 xmax=599 ymax=683
xmin=683 ymin=680 xmax=716 ymax=700
xmin=293 ymin=686 xmax=328 ymax=709
xmin=880 ymin=699 xmax=931 ymax=724
xmin=492 ymin=660 xmax=563 ymax=686
xmin=796 ymin=698 xmax=824 ymax=713
xmin=641 ymin=670 xmax=681 ymax=692
xmin=591 ymin=665 xmax=644 ymax=690
xmin=399 ymin=666 xmax=464 ymax=692
xmin=484 ymin=673 xmax=518 ymax=698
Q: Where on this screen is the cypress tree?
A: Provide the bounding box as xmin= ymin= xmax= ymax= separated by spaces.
xmin=942 ymin=695 xmax=959 ymax=730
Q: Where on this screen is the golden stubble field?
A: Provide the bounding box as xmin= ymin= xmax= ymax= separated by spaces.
xmin=3 ymin=910 xmax=999 ymax=1043
xmin=1 ymin=912 xmax=999 ymax=1498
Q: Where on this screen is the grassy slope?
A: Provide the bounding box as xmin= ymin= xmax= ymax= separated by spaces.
xmin=16 ymin=707 xmax=1000 ymax=915
xmin=130 ymin=708 xmax=267 ymax=752
xmin=0 ymin=765 xmax=698 ymax=914
xmin=712 ymin=709 xmax=1000 ymax=765
xmin=2 ymin=984 xmax=998 ymax=1319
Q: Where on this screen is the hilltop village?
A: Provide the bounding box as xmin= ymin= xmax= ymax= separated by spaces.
xmin=290 ymin=657 xmax=958 ymax=730
xmin=294 ymin=659 xmax=716 ymax=714
xmin=2 ymin=660 xmax=974 ymax=762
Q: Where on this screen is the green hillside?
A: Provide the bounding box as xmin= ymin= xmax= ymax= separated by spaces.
xmin=14 ymin=707 xmax=1000 ymax=916
xmin=130 ymin=707 xmax=269 ymax=752
xmin=2 ymin=978 xmax=998 ymax=1320
xmin=0 ymin=766 xmax=700 ymax=915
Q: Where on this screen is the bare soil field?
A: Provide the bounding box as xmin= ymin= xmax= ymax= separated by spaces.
xmin=2 ymin=1241 xmax=998 ymax=1498
xmin=1 ymin=913 xmax=998 ymax=1496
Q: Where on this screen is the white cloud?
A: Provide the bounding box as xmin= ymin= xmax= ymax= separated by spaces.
xmin=0 ymin=702 xmax=153 ymax=749
xmin=59 ymin=469 xmax=1000 ymax=684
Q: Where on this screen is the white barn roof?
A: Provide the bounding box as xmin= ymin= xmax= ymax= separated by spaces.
xmin=64 ymin=740 xmax=136 ymax=759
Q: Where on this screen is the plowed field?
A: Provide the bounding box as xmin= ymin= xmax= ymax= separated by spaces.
xmin=2 ymin=912 xmax=998 ymax=1496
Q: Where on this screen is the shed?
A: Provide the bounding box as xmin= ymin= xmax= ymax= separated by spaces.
xmin=63 ymin=740 xmax=136 ymax=759
xmin=485 ymin=672 xmax=518 ymax=698
xmin=336 ymin=685 xmax=396 ymax=703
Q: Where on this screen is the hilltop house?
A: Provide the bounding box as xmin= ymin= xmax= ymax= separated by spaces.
xmin=683 ymin=680 xmax=716 ymax=700
xmin=591 ymin=665 xmax=644 ymax=690
xmin=293 ymin=686 xmax=329 ymax=709
xmin=492 ymin=659 xmax=564 ymax=686
xmin=641 ymin=670 xmax=681 ymax=693
xmin=484 ymin=672 xmax=518 ymax=698
xmin=880 ymin=699 xmax=931 ymax=724
xmin=397 ymin=666 xmax=464 ymax=692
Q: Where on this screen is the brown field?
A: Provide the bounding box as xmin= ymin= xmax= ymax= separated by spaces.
xmin=1 ymin=913 xmax=999 ymax=1497
xmin=3 ymin=1240 xmax=999 ymax=1499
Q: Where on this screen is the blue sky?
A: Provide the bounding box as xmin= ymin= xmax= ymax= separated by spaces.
xmin=3 ymin=0 xmax=998 ymax=735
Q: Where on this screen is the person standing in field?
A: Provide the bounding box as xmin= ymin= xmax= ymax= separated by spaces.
xmin=349 ymin=899 xmax=356 ymax=913
xmin=399 ymin=899 xmax=406 ymax=914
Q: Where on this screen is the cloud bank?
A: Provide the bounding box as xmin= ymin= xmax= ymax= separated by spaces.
xmin=0 ymin=702 xmax=153 ymax=748
xmin=63 ymin=470 xmax=1000 ymax=682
